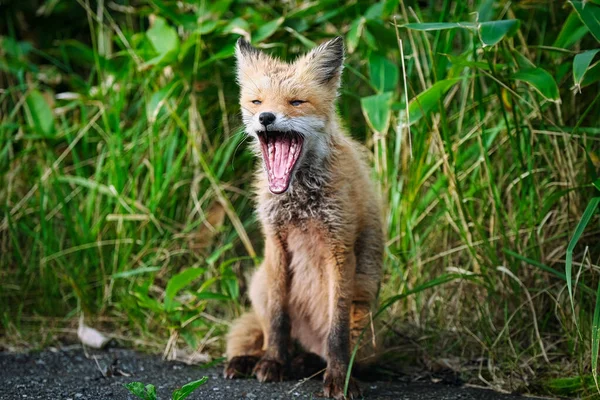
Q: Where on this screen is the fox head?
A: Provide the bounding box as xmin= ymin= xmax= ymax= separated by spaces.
xmin=235 ymin=37 xmax=345 ymax=194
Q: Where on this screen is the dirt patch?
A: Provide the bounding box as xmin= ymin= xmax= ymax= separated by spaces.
xmin=0 ymin=347 xmax=532 ymax=399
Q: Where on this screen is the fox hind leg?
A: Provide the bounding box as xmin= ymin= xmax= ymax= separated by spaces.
xmin=223 ymin=311 xmax=265 ymax=379
xmin=350 ymin=301 xmax=376 ymax=366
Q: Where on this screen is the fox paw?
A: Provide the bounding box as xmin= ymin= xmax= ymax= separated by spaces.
xmin=253 ymin=358 xmax=285 ymax=382
xmin=223 ymin=356 xmax=259 ymax=379
xmin=322 ymin=370 xmax=361 ymax=400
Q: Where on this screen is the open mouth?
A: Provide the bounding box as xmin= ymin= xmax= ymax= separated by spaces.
xmin=257 ymin=131 xmax=304 ymax=194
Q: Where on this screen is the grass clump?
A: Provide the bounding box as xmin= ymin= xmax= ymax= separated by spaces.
xmin=1 ymin=0 xmax=599 ymax=397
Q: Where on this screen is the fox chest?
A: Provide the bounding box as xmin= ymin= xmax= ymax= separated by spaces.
xmin=259 ymin=188 xmax=337 ymax=228
xmin=285 ymin=225 xmax=332 ymax=355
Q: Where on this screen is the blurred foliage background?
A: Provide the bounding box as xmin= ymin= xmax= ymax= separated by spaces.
xmin=1 ymin=0 xmax=600 ymax=396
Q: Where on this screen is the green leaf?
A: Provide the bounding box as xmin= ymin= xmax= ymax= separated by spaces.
xmin=285 ymin=27 xmax=316 ymax=49
xmin=180 ymin=329 xmax=198 ymax=349
xmin=573 ymin=49 xmax=600 ymax=91
xmin=26 ymin=90 xmax=54 ymax=136
xmin=198 ymin=20 xmax=219 ymax=35
xmin=178 ymin=32 xmax=199 ymax=64
xmin=382 ymin=0 xmax=398 ymax=17
xmin=146 ymin=17 xmax=180 ymax=65
xmin=2 ymin=36 xmax=33 ymax=58
xmin=124 ymin=382 xmax=145 ymax=399
xmin=366 ymin=20 xmax=398 ymax=49
xmin=172 ymin=377 xmax=208 ymax=400
xmin=286 ymin=2 xmax=325 ymax=20
xmin=346 ymin=17 xmax=366 ymax=54
xmin=205 ymin=0 xmax=233 ymax=18
xmin=554 ymin=11 xmax=589 ymax=49
xmin=147 ymin=81 xmax=179 ymax=123
xmin=368 ymin=54 xmax=399 ymax=93
xmin=222 ymin=18 xmax=250 ymax=35
xmin=404 ymin=22 xmax=472 ymax=31
xmin=364 ymin=2 xmax=384 ymax=20
xmin=252 ymin=17 xmax=284 ymax=43
xmin=145 ymin=384 xmax=157 ymax=400
xmin=361 ymin=92 xmax=393 ymax=133
xmin=581 ymin=60 xmax=600 ymax=87
xmin=478 ymin=0 xmax=495 ymax=22
xmin=511 ymin=68 xmax=561 ymax=102
xmin=314 ymin=6 xmax=350 ymax=24
xmin=512 ymin=50 xmax=536 ymax=69
xmin=404 ymin=20 xmax=519 ymax=47
xmin=407 ymin=79 xmax=460 ymax=125
xmin=446 ymin=53 xmax=491 ymax=70
xmin=479 ymin=19 xmax=520 ymax=47
xmin=164 ymin=267 xmax=206 ymax=311
xmin=197 ymin=43 xmax=236 ymax=69
xmin=362 ymin=27 xmax=377 ymax=49
xmin=221 ymin=270 xmax=240 ymax=301
xmin=133 ymin=289 xmax=164 ymax=313
xmin=570 ymin=1 xmax=600 ymax=42
xmin=124 ymin=382 xmax=156 ymax=400
xmin=206 ymin=243 xmax=233 ymax=265
xmin=147 ymin=17 xmax=179 ymax=55
xmin=111 ymin=267 xmax=161 ymax=279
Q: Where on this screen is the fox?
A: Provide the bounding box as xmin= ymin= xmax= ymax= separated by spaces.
xmin=223 ymin=36 xmax=384 ymax=400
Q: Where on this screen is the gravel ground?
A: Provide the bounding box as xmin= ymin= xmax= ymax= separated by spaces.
xmin=1 ymin=347 xmax=535 ymax=400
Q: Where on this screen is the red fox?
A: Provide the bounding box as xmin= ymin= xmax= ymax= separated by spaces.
xmin=223 ymin=36 xmax=384 ymax=400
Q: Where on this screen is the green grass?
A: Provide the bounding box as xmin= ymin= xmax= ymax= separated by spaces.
xmin=1 ymin=0 xmax=600 ymax=397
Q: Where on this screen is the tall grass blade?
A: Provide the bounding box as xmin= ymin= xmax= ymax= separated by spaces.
xmin=566 ymin=197 xmax=600 ymax=334
xmin=592 ymin=276 xmax=600 ymax=393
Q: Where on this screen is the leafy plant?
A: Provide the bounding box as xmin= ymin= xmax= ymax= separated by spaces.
xmin=124 ymin=382 xmax=158 ymax=400
xmin=124 ymin=377 xmax=208 ymax=400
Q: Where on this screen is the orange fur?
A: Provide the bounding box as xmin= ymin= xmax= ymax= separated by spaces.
xmin=224 ymin=37 xmax=384 ymax=400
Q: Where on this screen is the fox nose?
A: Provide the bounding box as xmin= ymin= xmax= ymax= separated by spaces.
xmin=259 ymin=112 xmax=276 ymax=127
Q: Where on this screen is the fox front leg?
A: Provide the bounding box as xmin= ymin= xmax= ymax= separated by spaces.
xmin=322 ymin=247 xmax=361 ymax=400
xmin=253 ymin=234 xmax=291 ymax=382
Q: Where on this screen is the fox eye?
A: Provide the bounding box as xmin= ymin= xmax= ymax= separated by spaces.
xmin=252 ymin=100 xmax=262 ymax=105
xmin=289 ymin=100 xmax=306 ymax=106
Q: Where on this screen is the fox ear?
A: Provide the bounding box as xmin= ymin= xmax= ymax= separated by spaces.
xmin=235 ymin=38 xmax=263 ymax=75
xmin=300 ymin=36 xmax=345 ymax=86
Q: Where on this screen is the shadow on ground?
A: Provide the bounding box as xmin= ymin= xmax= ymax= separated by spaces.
xmin=0 ymin=347 xmax=535 ymax=399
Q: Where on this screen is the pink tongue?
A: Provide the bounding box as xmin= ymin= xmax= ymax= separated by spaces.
xmin=273 ymin=137 xmax=290 ymax=177
xmin=266 ymin=136 xmax=297 ymax=194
